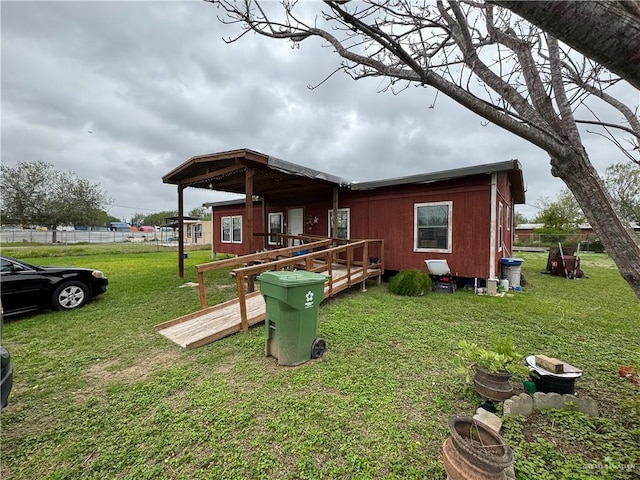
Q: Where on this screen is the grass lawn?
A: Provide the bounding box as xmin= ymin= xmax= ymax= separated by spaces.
xmin=1 ymin=248 xmax=639 ymax=479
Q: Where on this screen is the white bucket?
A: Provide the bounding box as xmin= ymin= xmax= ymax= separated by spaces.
xmin=499 ymin=278 xmax=509 ymax=291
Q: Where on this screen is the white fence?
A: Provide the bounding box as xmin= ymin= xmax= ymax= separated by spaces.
xmin=0 ymin=229 xmax=177 ymax=244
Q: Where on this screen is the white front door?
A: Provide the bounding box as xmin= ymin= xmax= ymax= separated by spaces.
xmin=287 ymin=208 xmax=304 ymax=246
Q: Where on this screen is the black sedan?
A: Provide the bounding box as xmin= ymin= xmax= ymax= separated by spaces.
xmin=0 ymin=255 xmax=108 ymax=318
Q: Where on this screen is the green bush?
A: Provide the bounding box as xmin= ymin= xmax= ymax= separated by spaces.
xmin=388 ymin=269 xmax=432 ymax=296
xmin=580 ymin=239 xmax=605 ymax=253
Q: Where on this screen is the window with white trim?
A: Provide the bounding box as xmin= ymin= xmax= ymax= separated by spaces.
xmin=414 ymin=201 xmax=452 ymax=253
xmin=268 ymin=212 xmax=284 ymax=245
xmin=222 ymin=215 xmax=242 ymax=243
xmin=498 ymin=202 xmax=504 ymax=251
xmin=328 ymin=208 xmax=350 ymax=240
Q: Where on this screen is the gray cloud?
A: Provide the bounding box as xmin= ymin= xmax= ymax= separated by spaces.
xmin=2 ymin=1 xmax=637 ymax=223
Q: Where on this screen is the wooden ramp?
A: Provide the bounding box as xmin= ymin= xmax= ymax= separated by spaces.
xmin=155 ymin=292 xmax=266 ymax=349
xmin=155 ymin=237 xmax=384 ymax=349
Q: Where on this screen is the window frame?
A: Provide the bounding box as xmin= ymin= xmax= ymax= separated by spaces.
xmin=414 ymin=201 xmax=453 ymax=253
xmin=268 ymin=212 xmax=284 ymax=245
xmin=498 ymin=202 xmax=504 ymax=252
xmin=328 ymin=208 xmax=350 ymax=240
xmin=221 ymin=215 xmax=242 ymax=244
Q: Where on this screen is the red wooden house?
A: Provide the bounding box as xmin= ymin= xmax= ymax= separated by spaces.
xmin=163 ymin=148 xmax=525 ymax=282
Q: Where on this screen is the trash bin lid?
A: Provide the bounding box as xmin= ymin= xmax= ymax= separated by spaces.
xmin=257 ymin=270 xmax=328 ymax=287
xmin=500 ymin=257 xmax=524 ymax=266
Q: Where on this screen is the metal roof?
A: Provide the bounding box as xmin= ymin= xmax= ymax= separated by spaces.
xmin=350 ymin=159 xmax=525 ymax=203
xmin=202 ymin=197 xmax=259 ymax=208
xmin=164 ymin=150 xmax=525 ymax=204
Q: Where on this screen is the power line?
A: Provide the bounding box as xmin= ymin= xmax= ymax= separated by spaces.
xmin=110 ymin=204 xmax=175 ymax=213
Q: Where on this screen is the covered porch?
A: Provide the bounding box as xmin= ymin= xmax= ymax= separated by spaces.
xmin=162 ymin=148 xmax=348 ymax=277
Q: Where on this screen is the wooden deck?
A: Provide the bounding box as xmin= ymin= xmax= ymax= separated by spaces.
xmin=155 ymin=238 xmax=383 ymax=349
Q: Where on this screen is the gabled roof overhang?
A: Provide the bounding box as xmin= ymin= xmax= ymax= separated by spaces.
xmin=163 ymin=148 xmax=345 ymax=200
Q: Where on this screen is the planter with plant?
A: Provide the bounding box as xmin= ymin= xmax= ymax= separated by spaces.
xmin=455 ymin=337 xmax=529 ymax=401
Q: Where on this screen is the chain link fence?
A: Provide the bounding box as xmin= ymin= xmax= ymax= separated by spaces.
xmin=0 ymin=229 xmax=176 ymax=245
xmin=515 ymin=232 xmax=605 ymax=252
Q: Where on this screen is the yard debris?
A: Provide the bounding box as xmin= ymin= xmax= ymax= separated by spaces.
xmin=179 ymin=282 xmax=199 ymax=288
xmin=618 ymin=366 xmax=640 ymax=385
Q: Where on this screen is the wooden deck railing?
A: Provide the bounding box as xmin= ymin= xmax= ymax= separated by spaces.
xmin=195 ymin=236 xmax=333 ymax=308
xmin=195 ymin=235 xmax=385 ymax=333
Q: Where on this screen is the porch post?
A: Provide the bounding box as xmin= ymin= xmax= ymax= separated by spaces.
xmin=209 ymin=205 xmax=216 ymax=260
xmin=262 ymin=196 xmax=267 ymax=250
xmin=245 ymin=167 xmax=255 ymax=293
xmin=332 ymin=187 xmax=339 ymax=244
xmin=178 ymin=185 xmax=185 ymax=278
xmin=245 ymin=167 xmax=254 ymax=254
xmin=489 ymin=173 xmax=497 ymax=279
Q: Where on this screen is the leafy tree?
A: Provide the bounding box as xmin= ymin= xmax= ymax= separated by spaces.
xmin=188 ymin=207 xmax=211 ymax=220
xmin=604 ymin=162 xmax=640 ymax=224
xmin=533 ymin=189 xmax=585 ymax=231
xmin=1 ymin=160 xmax=111 ymax=241
xmin=140 ymin=210 xmax=178 ymax=227
xmin=130 ymin=212 xmax=147 ymax=226
xmin=0 ymin=160 xmax=49 ymax=227
xmin=212 ymin=0 xmax=640 ymax=298
xmin=513 ymin=211 xmax=529 ymax=227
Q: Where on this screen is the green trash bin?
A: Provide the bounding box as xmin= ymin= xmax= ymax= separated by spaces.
xmin=258 ymin=270 xmax=328 ymax=366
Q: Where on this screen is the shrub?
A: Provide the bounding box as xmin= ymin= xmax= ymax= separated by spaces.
xmin=580 ymin=239 xmax=605 ymax=253
xmin=388 ymin=269 xmax=432 ymax=296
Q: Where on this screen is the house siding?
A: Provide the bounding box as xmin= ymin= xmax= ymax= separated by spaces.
xmin=342 ymin=175 xmax=493 ymax=277
xmin=209 ymin=172 xmax=516 ymax=279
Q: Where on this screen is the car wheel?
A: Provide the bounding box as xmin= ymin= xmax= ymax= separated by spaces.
xmin=51 ymin=281 xmax=89 ymax=310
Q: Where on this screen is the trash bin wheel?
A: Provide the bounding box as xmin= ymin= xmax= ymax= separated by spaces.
xmin=311 ymin=338 xmax=327 ymax=359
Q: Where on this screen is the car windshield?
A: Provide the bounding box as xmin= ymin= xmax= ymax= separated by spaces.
xmin=0 ymin=256 xmax=39 ymax=272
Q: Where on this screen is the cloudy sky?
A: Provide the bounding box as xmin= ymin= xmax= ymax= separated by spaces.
xmin=2 ymin=1 xmax=638 ymax=223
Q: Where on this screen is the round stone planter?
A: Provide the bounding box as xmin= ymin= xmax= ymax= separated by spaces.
xmin=442 ymin=416 xmax=513 ymax=480
xmin=473 ymin=366 xmax=513 ymax=401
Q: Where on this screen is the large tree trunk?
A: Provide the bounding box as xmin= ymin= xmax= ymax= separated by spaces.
xmin=552 ymin=149 xmax=640 ymax=297
xmin=493 ymin=0 xmax=640 ymax=89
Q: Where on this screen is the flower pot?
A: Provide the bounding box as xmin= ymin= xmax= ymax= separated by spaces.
xmin=473 ymin=366 xmax=513 ymax=401
xmin=442 ymin=416 xmax=513 ymax=480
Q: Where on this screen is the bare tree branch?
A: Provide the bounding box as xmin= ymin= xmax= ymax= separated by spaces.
xmin=493 ymin=0 xmax=640 ymax=89
xmin=209 ymin=0 xmax=640 ymax=298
